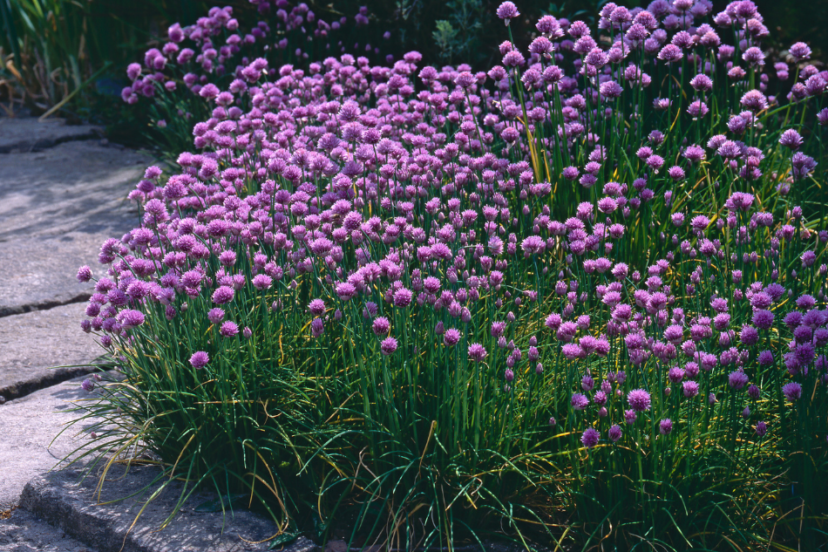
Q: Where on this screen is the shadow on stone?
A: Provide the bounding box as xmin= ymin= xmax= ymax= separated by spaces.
xmin=21 ymin=464 xmax=316 ymax=552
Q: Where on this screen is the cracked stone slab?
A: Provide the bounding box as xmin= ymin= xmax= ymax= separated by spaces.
xmin=0 ymin=302 xmax=107 ymax=401
xmin=0 ymin=117 xmax=101 ymax=153
xmin=20 ymin=464 xmax=317 ymax=552
xmin=0 ymin=233 xmax=119 ymax=317
xmin=0 ymin=140 xmax=148 ymax=317
xmin=0 ymin=377 xmax=101 ymax=509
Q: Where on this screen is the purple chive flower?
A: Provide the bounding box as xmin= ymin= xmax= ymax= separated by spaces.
xmin=682 ymin=380 xmax=699 ymax=398
xmin=782 ymin=382 xmax=802 ymax=401
xmin=336 ymin=282 xmax=357 ymax=301
xmin=658 ymin=44 xmax=683 ymax=63
xmin=752 ymin=309 xmax=774 ymax=330
xmin=372 ymin=317 xmax=390 ymax=336
xmin=468 ymin=343 xmax=488 ymax=362
xmin=740 ymin=325 xmax=759 ymax=346
xmin=496 ymin=1 xmax=520 ymax=23
xmin=220 ymin=321 xmax=239 ymax=337
xmin=77 ymin=266 xmax=92 ymax=282
xmin=571 ymin=392 xmax=590 ymax=410
xmin=81 ymin=379 xmax=95 ymax=392
xmin=311 ymin=318 xmax=324 ymax=337
xmin=608 ymin=424 xmax=622 ymax=442
xmin=208 ymin=308 xmax=225 ymax=324
xmin=689 ymin=74 xmax=713 ymax=92
xmin=380 ymin=336 xmax=398 ymax=355
xmin=779 ymin=129 xmax=803 ymax=150
xmin=740 ymin=90 xmax=768 ymax=112
xmin=624 ymin=409 xmax=637 ymax=424
xmin=789 ymin=42 xmax=811 ymax=61
xmin=755 ymin=421 xmax=767 ymax=437
xmin=212 ymin=286 xmax=235 ymax=305
xmin=393 ymin=288 xmax=413 ymax=307
xmin=728 ymin=370 xmax=749 ymax=390
xmin=599 ymin=80 xmax=623 ymax=99
xmin=690 ymin=215 xmax=710 ymax=233
xmin=581 ymin=428 xmax=600 ymax=448
xmin=118 ymin=309 xmax=145 ymax=329
xmin=309 ymin=299 xmax=326 ymax=316
xmin=189 ymin=351 xmax=209 ymax=369
xmin=521 ymin=235 xmax=546 ymax=255
xmin=443 ymin=328 xmax=461 ymax=347
xmin=668 ymin=366 xmax=685 ymax=383
xmin=627 ymin=389 xmax=652 ymax=412
xmin=252 ymin=274 xmax=273 ymax=291
xmin=659 ymin=419 xmax=673 ymax=435
xmin=548 ymin=416 xmax=557 ymax=427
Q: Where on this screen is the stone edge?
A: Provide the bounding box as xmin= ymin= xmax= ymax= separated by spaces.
xmin=19 ymin=468 xmax=319 ymax=552
xmin=0 ymin=293 xmax=92 ymax=319
xmin=0 ymin=363 xmax=105 ymax=404
xmin=0 ymin=127 xmax=102 ymax=154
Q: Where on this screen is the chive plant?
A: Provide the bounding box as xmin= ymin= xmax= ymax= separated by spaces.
xmin=67 ymin=0 xmax=828 ymax=549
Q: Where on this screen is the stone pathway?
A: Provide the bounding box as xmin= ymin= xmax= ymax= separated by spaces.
xmin=0 ymin=118 xmax=148 ymax=397
xmin=0 ymin=379 xmax=102 ymax=552
xmin=0 ymin=116 xmax=148 ymax=551
xmin=0 ymin=304 xmax=105 ymax=401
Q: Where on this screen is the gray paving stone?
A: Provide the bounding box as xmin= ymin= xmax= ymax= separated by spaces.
xmin=0 ymin=136 xmax=147 ymax=393
xmin=0 ymin=233 xmax=119 ymax=317
xmin=0 ymin=117 xmax=100 ymax=153
xmin=0 ymin=139 xmax=146 ymax=242
xmin=0 ymin=377 xmax=101 ymax=509
xmin=0 ymin=303 xmax=107 ymax=401
xmin=0 ymin=508 xmax=98 ymax=552
xmin=0 ymin=139 xmax=147 ymax=317
xmin=0 ymin=138 xmax=148 ymax=317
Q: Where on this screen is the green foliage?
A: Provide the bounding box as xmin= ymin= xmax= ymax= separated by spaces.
xmin=432 ymin=0 xmax=487 ymax=65
xmin=433 ymin=20 xmax=459 ymax=63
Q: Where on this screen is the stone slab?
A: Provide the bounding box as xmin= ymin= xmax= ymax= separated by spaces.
xmin=0 ymin=140 xmax=148 ymax=317
xmin=0 ymin=377 xmax=101 ymax=509
xmin=0 ymin=508 xmax=99 ymax=552
xmin=21 ymin=464 xmax=317 ymax=552
xmin=0 ymin=303 xmax=106 ymax=401
xmin=0 ymin=234 xmax=115 ymax=318
xmin=0 ymin=117 xmax=100 ymax=153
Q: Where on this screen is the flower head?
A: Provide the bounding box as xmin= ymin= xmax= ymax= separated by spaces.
xmin=496 ymin=2 xmax=520 ymax=24
xmin=627 ymin=389 xmax=651 ymax=412
xmin=581 ymin=428 xmax=600 ymax=448
xmin=468 ymin=343 xmax=488 ymax=362
xmin=444 ymin=328 xmax=461 ymax=347
xmin=220 ymin=321 xmax=239 ymax=338
xmin=381 ymin=337 xmax=398 ymax=355
xmin=77 ymin=266 xmax=92 ymax=282
xmin=571 ymin=392 xmax=590 ymax=410
xmin=755 ymin=421 xmax=767 ymax=437
xmin=189 ymin=351 xmax=209 ymax=369
xmin=782 ymin=382 xmax=802 ymax=401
